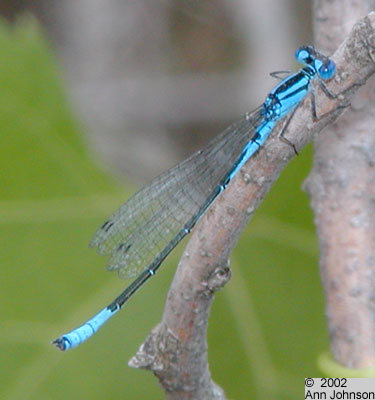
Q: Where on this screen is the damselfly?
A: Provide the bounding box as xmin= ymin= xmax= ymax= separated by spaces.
xmin=53 ymin=45 xmax=336 ymax=351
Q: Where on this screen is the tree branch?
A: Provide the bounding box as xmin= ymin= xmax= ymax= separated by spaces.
xmin=129 ymin=13 xmax=375 ymax=398
xmin=307 ymin=1 xmax=375 ymax=370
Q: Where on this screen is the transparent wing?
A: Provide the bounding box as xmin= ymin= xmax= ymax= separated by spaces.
xmin=90 ymin=109 xmax=263 ymax=279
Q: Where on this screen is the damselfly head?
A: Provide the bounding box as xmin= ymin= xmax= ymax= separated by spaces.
xmin=295 ymin=45 xmax=336 ymax=80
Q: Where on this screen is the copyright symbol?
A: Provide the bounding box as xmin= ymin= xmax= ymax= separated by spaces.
xmin=305 ymin=378 xmax=314 ymax=387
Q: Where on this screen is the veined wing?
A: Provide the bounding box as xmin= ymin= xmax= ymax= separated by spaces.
xmin=90 ymin=108 xmax=263 ymax=279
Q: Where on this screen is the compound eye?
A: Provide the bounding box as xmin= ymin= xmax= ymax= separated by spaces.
xmin=295 ymin=47 xmax=311 ymax=64
xmin=295 ymin=45 xmax=316 ymax=65
xmin=318 ymin=59 xmax=336 ymax=80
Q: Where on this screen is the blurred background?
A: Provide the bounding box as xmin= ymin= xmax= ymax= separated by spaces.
xmin=0 ymin=1 xmax=329 ymax=399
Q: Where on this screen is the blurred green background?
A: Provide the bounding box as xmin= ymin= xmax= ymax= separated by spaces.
xmin=0 ymin=15 xmax=329 ymax=400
